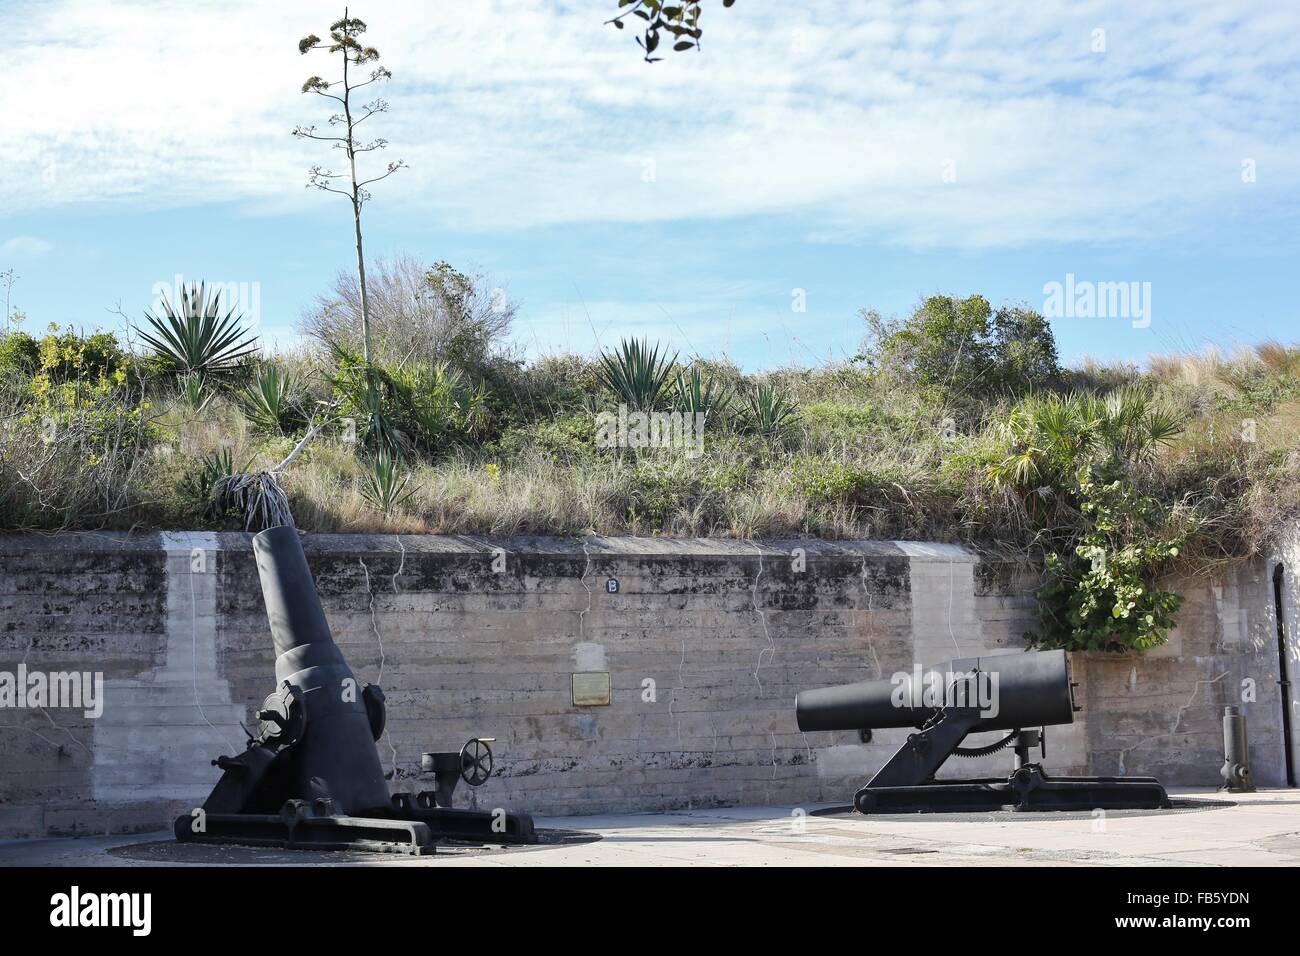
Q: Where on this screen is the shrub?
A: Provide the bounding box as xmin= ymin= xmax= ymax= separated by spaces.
xmin=494 ymin=412 xmax=597 ymax=464
xmin=788 ymin=457 xmax=913 ymax=510
xmin=301 ymin=254 xmax=517 ymax=376
xmin=0 ymin=332 xmax=39 ymax=378
xmin=858 ymin=295 xmax=1060 ymax=414
xmin=1028 ymin=468 xmax=1185 ymax=652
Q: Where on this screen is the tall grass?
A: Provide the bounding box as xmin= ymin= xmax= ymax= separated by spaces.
xmin=1 ymin=337 xmax=1296 ymax=571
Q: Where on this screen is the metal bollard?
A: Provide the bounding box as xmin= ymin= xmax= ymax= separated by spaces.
xmin=1220 ymin=705 xmax=1255 ymax=793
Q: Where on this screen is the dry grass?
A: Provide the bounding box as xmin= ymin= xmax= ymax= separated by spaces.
xmin=3 ymin=344 xmax=1298 ymax=565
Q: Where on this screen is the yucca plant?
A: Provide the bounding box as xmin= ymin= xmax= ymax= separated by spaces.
xmin=239 ymin=363 xmax=297 ymax=433
xmin=209 ymin=470 xmax=295 ymax=530
xmin=746 ymin=381 xmax=798 ymax=439
xmin=138 ymin=282 xmax=258 ymax=381
xmin=673 ymin=366 xmax=729 ymax=420
xmin=596 ymin=338 xmax=678 ymax=412
xmin=184 ymin=446 xmax=235 ymax=501
xmin=205 ymin=417 xmax=331 ymax=531
xmin=176 ymin=371 xmax=214 ymax=413
xmin=361 ymin=447 xmax=414 ymax=516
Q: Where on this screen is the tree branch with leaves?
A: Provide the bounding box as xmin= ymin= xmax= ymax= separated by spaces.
xmin=606 ymin=0 xmax=735 ymax=62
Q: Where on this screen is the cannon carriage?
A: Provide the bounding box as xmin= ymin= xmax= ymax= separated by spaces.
xmin=796 ymin=650 xmax=1172 ymax=813
xmin=174 ymin=526 xmax=536 ymax=855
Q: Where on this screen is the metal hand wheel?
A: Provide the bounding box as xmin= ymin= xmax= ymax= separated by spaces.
xmin=459 ymin=737 xmax=495 ymax=787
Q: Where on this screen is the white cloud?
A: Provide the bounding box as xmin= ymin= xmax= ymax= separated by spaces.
xmin=0 ymin=236 xmax=54 ymax=257
xmin=3 ymin=0 xmax=1297 ymax=248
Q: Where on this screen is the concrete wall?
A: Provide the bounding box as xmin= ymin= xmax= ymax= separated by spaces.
xmin=0 ymin=531 xmax=1292 ymax=838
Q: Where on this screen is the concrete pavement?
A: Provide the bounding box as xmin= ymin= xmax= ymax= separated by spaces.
xmin=1 ymin=789 xmax=1297 ymax=866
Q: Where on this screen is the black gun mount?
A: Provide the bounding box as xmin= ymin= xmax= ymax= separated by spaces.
xmin=796 ymin=649 xmax=1171 ymax=813
xmin=174 ymin=526 xmax=536 ymax=855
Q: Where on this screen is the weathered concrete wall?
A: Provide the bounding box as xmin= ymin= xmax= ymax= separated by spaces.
xmin=0 ymin=532 xmax=1290 ymax=838
xmin=1079 ymin=563 xmax=1289 ymax=787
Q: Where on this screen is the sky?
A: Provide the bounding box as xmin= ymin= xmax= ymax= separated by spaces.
xmin=2 ymin=0 xmax=1297 ymax=371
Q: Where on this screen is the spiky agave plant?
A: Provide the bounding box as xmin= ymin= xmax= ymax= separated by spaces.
xmin=138 ymin=282 xmax=259 ymax=382
xmin=596 ymin=338 xmax=678 ymax=412
xmin=361 ymin=446 xmax=414 ymax=516
xmin=176 ymin=371 xmax=215 ymax=413
xmin=746 ymin=380 xmax=798 ymax=439
xmin=239 ymin=363 xmax=298 ymax=433
xmin=673 ymin=366 xmax=729 ymax=420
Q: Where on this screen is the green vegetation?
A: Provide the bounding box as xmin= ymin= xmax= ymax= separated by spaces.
xmin=2 ymin=287 xmax=1297 ymax=654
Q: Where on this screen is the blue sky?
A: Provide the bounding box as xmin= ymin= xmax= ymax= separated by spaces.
xmin=3 ymin=0 xmax=1297 ymax=371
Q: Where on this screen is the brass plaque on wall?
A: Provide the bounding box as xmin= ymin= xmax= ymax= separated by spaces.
xmin=572 ymin=672 xmax=612 ymax=707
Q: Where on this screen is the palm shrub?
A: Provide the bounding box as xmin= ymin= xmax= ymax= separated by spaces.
xmin=988 ymin=388 xmax=1189 ymax=651
xmin=388 ymin=360 xmax=480 ymax=452
xmin=988 ymin=387 xmax=1183 ymax=533
xmin=596 ymin=338 xmax=677 ymax=412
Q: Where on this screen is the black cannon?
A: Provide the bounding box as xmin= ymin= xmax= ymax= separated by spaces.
xmin=796 ymin=649 xmax=1171 ymax=813
xmin=174 ymin=526 xmax=536 ymax=854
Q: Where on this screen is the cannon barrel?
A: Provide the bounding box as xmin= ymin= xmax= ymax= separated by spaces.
xmin=795 ymin=649 xmax=1076 ymax=734
xmin=253 ymin=526 xmax=392 ymax=815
